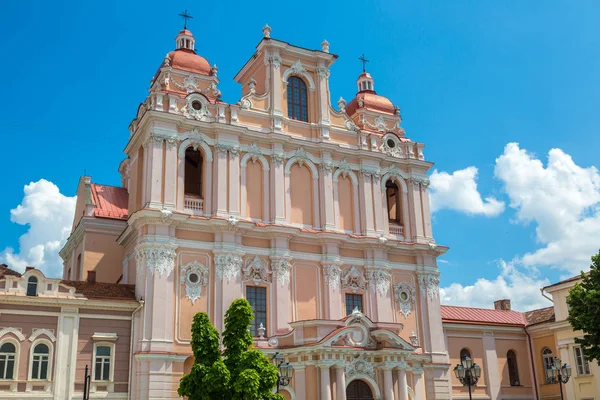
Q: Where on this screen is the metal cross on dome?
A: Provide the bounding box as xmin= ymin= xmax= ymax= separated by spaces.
xmin=178 ymin=10 xmax=193 ymax=29
xmin=359 ymin=53 xmax=369 ymax=73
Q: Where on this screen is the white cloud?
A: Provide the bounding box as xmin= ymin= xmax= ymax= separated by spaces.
xmin=495 ymin=143 xmax=600 ymax=273
xmin=429 ymin=167 xmax=505 ymax=217
xmin=440 ymin=260 xmax=552 ymax=311
xmin=0 ymin=180 xmax=76 ymax=278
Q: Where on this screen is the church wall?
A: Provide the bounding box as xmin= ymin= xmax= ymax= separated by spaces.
xmin=306 ymin=365 xmax=319 ymax=399
xmin=292 ymin=263 xmax=320 ymax=321
xmin=339 ymin=247 xmax=364 ymax=259
xmin=289 ymin=164 xmax=314 ymax=226
xmin=329 ymin=130 xmax=358 ymax=146
xmin=530 ymin=333 xmax=559 ymax=399
xmin=84 ymin=231 xmax=123 ymax=283
xmin=391 ymin=273 xmax=418 ymax=335
xmin=175 ymin=229 xmax=215 ymax=242
xmin=71 ymin=179 xmax=88 ymax=230
xmin=337 ymin=175 xmax=355 ymax=232
xmin=245 ymin=160 xmax=263 ymax=220
xmin=495 ymin=337 xmax=534 ymax=396
xmin=447 ymin=336 xmax=488 ymax=397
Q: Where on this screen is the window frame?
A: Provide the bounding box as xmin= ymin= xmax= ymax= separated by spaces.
xmin=92 ymin=342 xmax=115 ymax=383
xmin=0 ymin=339 xmax=19 ymax=381
xmin=287 ymin=76 xmax=309 ymax=122
xmin=345 ymin=293 xmax=364 ymax=316
xmin=26 ymin=276 xmax=38 ymax=297
xmin=184 ymin=146 xmax=204 ymax=198
xmin=246 ymin=285 xmax=268 ymax=337
xmin=542 ymin=347 xmax=554 ymax=383
xmin=29 ymin=339 xmax=53 ymax=381
xmin=574 ymin=345 xmax=591 ymax=376
xmin=507 ymin=350 xmax=520 ymax=386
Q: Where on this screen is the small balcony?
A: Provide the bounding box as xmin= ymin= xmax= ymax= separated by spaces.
xmin=184 ymin=195 xmax=204 ymax=215
xmin=389 ymin=223 xmax=404 ymax=237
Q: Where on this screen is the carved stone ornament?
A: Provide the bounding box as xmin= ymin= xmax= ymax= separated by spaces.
xmin=246 ymin=143 xmax=262 ymax=163
xmin=321 ymin=162 xmax=333 ymax=175
xmin=323 ymin=262 xmax=342 ymax=290
xmin=341 ymin=266 xmax=367 ymax=293
xmin=338 ymin=96 xmax=346 ymax=112
xmin=366 ymin=269 xmax=391 ymax=296
xmin=262 ymin=24 xmax=271 ymax=38
xmin=239 ymin=98 xmax=252 ymax=110
xmin=243 ymin=256 xmax=271 ymax=286
xmin=163 ymin=53 xmax=171 ymax=67
xmin=418 ymin=273 xmax=440 ymax=300
xmin=337 ymin=158 xmax=351 ymax=178
xmin=248 ymin=78 xmax=257 ymax=94
xmin=345 ymin=354 xmax=374 ymax=379
xmin=394 ymin=281 xmax=416 ymax=318
xmin=316 ymin=66 xmax=329 ymax=81
xmin=271 ymin=153 xmax=285 ymax=166
xmin=135 ymin=243 xmax=177 ymax=277
xmin=381 ymin=136 xmax=403 ymax=158
xmin=293 ymin=147 xmax=310 ymax=167
xmin=289 ymin=60 xmax=307 ymax=76
xmin=180 ymin=261 xmax=209 ymax=305
xmin=321 ymin=39 xmax=330 ymax=53
xmin=271 ymin=257 xmax=292 ymax=286
xmin=366 ymin=115 xmax=393 ymax=133
xmin=214 ymin=253 xmax=243 ymax=282
xmin=344 ymin=119 xmax=358 ymax=132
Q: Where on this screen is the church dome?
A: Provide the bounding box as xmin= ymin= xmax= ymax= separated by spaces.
xmin=162 ymin=29 xmax=212 ymax=76
xmin=345 ymin=71 xmax=396 ymax=116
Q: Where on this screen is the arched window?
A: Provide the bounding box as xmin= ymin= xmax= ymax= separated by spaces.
xmin=0 ymin=342 xmax=16 ymax=379
xmin=507 ymin=350 xmax=520 ymax=386
xmin=460 ymin=348 xmax=471 ymax=361
xmin=385 ymin=180 xmax=402 ymax=225
xmin=27 ymin=276 xmax=38 ymax=296
xmin=542 ymin=348 xmax=554 ymax=382
xmin=184 ymin=147 xmax=203 ymax=198
xmin=31 ymin=343 xmax=50 ymax=380
xmin=287 ymin=76 xmax=308 ymax=122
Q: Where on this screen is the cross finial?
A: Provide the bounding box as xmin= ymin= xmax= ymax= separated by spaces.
xmin=359 ymin=53 xmax=369 ymax=73
xmin=178 ymin=9 xmax=193 ymax=29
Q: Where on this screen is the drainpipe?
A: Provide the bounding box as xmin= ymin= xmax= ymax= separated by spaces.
xmin=128 ymin=299 xmax=145 ymax=400
xmin=540 ymin=288 xmax=553 ymax=303
xmin=525 ymin=327 xmax=540 ymax=400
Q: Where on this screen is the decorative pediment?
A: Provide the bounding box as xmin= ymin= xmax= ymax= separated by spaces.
xmin=282 ymin=60 xmax=316 ymax=92
xmin=243 ymin=256 xmax=270 ymax=286
xmin=341 ymin=266 xmax=367 ymax=293
xmin=370 ymin=329 xmax=414 ymax=351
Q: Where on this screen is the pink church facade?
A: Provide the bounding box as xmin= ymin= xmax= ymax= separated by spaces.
xmin=0 ymin=22 xmax=580 ymax=400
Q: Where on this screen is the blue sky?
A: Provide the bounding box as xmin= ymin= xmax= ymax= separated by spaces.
xmin=1 ymin=1 xmax=599 ymax=311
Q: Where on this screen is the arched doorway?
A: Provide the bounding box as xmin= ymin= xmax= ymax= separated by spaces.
xmin=346 ymin=379 xmax=374 ymax=400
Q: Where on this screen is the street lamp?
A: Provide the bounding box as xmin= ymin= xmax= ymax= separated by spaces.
xmin=271 ymin=352 xmax=293 ymax=393
xmin=545 ymin=356 xmax=572 ymax=400
xmin=453 ymin=356 xmax=481 ymax=400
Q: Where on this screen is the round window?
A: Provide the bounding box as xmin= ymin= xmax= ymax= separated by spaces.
xmin=387 ymin=138 xmax=396 ymax=148
xmin=400 ymin=291 xmax=409 ymax=301
xmin=191 ymin=100 xmax=202 ymax=111
xmin=188 ymin=273 xmax=199 ymax=283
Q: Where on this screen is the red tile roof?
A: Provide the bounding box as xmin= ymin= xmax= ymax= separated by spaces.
xmin=524 ymin=306 xmax=555 ymax=326
xmin=345 ymin=92 xmax=396 ymax=116
xmin=0 ymin=264 xmax=21 ymax=279
xmin=441 ymin=305 xmax=526 ymax=326
xmin=61 ymin=280 xmax=136 ymax=300
xmin=90 ymin=184 xmax=128 ymax=220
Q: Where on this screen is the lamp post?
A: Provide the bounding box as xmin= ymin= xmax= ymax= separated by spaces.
xmin=545 ymin=356 xmax=572 ymax=400
xmin=453 ymin=356 xmax=481 ymax=400
xmin=271 ymin=352 xmax=293 ymax=393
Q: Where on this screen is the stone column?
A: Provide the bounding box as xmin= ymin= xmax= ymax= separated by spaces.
xmin=148 ymin=135 xmax=164 ymax=209
xmin=319 ymin=364 xmax=332 ymax=400
xmin=359 ymin=172 xmax=375 ymax=236
xmin=322 ymin=260 xmax=343 ymax=320
xmin=294 ymin=365 xmax=307 ymax=400
xmin=215 ymin=145 xmax=229 ymax=217
xmin=408 ymin=179 xmax=424 ymax=241
xmin=396 ymin=366 xmax=409 ymax=400
xmin=228 ymin=147 xmax=240 ymax=216
xmin=163 ymin=137 xmax=178 ymax=210
xmin=271 ymin=255 xmax=292 ymax=333
xmin=413 ymin=368 xmax=425 ymax=400
xmin=335 ymin=365 xmax=346 ymax=400
xmin=316 ymin=62 xmax=331 ymax=139
xmin=382 ymin=367 xmax=395 ymax=400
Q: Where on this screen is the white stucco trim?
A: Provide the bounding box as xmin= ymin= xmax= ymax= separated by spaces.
xmin=0 ymin=328 xmax=25 ymax=342
xmin=27 ymin=338 xmax=54 ymax=383
xmin=28 ymin=328 xmax=56 ymax=343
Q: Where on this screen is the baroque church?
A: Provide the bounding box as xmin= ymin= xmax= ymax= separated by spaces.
xmin=0 ymin=19 xmax=595 ymax=400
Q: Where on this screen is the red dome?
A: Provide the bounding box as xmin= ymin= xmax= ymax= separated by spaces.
xmin=166 ymin=49 xmax=212 ymax=76
xmin=178 ymin=29 xmax=193 ymax=36
xmin=345 ymin=91 xmax=395 ymax=116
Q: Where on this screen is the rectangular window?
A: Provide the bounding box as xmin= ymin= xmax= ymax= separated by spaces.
xmin=345 ymin=293 xmax=363 ymax=316
xmin=0 ymin=355 xmax=15 ymax=379
xmin=574 ymin=346 xmax=591 ymax=375
xmin=246 ymin=286 xmax=267 ymax=337
xmin=94 ymin=345 xmax=112 ymax=381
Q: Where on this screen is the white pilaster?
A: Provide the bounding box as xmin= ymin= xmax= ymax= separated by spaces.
xmin=148 ymin=136 xmax=164 ymax=209
xmin=483 ymin=332 xmax=500 ymax=400
xmin=420 ymin=183 xmax=433 ymax=239
xmin=295 ymin=365 xmax=307 ymax=400
xmin=215 ymin=146 xmax=229 ymax=216
xmin=271 ymin=255 xmax=292 ymax=333
xmin=322 ymin=261 xmax=343 ymax=320
xmin=320 ymin=364 xmax=332 ymax=400
xmin=359 ymin=173 xmax=375 ymax=235
xmin=335 ymin=365 xmax=346 ymax=400
xmin=397 ymin=367 xmax=409 ymax=400
xmin=271 ymin=145 xmax=286 ymax=224
xmin=163 ymin=138 xmax=178 ymax=209
xmin=559 ymin=345 xmax=576 ymax=400
xmin=383 ymin=367 xmax=395 ymax=400
xmin=408 ymin=180 xmax=424 ymax=241
xmin=321 ymin=158 xmax=336 ymax=230
xmin=372 ymin=175 xmax=385 ymax=234
xmin=228 ymin=149 xmax=240 ymax=216
xmin=413 ymin=369 xmax=425 ymax=400
xmin=53 ymin=307 xmax=79 ymax=400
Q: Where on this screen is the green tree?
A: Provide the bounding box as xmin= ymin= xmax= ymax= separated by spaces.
xmin=567 ymin=249 xmax=600 ymax=363
xmin=178 ymin=299 xmax=284 ymax=400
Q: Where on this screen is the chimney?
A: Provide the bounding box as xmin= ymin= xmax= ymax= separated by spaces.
xmin=494 ymin=299 xmax=511 ymax=311
xmin=87 ymin=271 xmax=96 ymax=284
xmin=25 ymin=266 xmax=35 ymax=271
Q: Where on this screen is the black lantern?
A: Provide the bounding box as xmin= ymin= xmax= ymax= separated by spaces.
xmin=271 ymin=352 xmax=293 ymax=393
xmin=453 ymin=356 xmax=481 ymax=400
xmin=545 ymin=356 xmax=571 ymax=400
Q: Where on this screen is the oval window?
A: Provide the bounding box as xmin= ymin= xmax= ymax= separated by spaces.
xmin=387 ymin=138 xmax=396 ymax=148
xmin=191 ymin=100 xmax=202 ymax=111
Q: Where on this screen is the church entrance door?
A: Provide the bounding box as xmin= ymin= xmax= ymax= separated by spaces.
xmin=346 ymin=379 xmax=374 ymax=400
